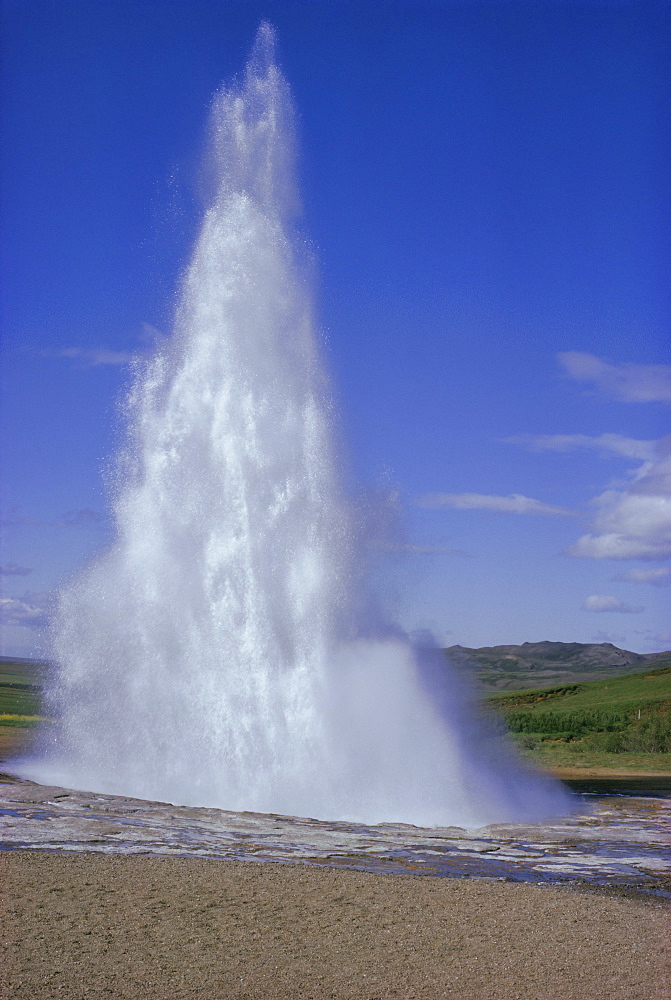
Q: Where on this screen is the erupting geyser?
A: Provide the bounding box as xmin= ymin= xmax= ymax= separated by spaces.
xmin=23 ymin=25 xmax=569 ymax=826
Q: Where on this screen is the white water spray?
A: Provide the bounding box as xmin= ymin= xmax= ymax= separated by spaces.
xmin=25 ymin=25 xmax=568 ymax=826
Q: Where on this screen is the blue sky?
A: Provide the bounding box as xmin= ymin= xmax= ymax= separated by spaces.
xmin=1 ymin=0 xmax=669 ymax=658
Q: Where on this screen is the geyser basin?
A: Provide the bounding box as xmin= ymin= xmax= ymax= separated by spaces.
xmin=17 ymin=25 xmax=569 ymax=827
xmin=2 ymin=775 xmax=669 ymax=898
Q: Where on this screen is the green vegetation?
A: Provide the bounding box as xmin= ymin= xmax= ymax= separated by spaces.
xmin=2 ymin=653 xmax=669 ymax=775
xmin=489 ymin=665 xmax=671 ymax=765
xmin=0 ymin=657 xmax=48 ymax=726
xmin=510 ymin=745 xmax=671 ymax=773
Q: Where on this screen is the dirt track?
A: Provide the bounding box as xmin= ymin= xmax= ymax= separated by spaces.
xmin=1 ymin=851 xmax=669 ymax=1000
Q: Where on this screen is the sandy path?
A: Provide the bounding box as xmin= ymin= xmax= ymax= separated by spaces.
xmin=1 ymin=852 xmax=669 ymax=1000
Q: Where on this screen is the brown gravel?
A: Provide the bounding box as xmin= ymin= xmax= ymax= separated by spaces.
xmin=1 ymin=852 xmax=669 ymax=999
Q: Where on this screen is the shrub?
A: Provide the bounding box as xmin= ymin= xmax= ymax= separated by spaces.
xmin=504 ymin=709 xmax=627 ymax=737
xmin=565 ymin=712 xmax=670 ymax=753
xmin=623 ymin=713 xmax=671 ymax=753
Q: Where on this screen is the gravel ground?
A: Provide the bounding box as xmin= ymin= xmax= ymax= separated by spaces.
xmin=1 ymin=851 xmax=669 ymax=999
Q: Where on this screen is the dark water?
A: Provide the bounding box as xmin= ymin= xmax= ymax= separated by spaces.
xmin=563 ymin=775 xmax=671 ymax=796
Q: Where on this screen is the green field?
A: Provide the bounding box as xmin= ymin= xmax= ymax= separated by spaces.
xmin=488 ymin=664 xmax=671 ymax=769
xmin=0 ymin=658 xmax=49 ymax=726
xmin=2 ymin=654 xmax=670 ymax=774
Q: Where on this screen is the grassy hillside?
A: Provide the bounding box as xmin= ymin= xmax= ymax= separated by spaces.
xmin=446 ymin=641 xmax=671 ymax=691
xmin=489 ymin=664 xmax=671 ymax=768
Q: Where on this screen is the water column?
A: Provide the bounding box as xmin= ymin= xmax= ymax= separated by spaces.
xmin=24 ymin=24 xmax=570 ymax=828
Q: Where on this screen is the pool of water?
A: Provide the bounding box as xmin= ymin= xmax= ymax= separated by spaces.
xmin=1 ymin=773 xmax=669 ymax=898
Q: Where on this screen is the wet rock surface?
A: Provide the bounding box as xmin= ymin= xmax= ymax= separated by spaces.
xmin=2 ymin=774 xmax=669 ymax=897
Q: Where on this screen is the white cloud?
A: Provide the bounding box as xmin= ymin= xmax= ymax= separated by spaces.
xmin=566 ymin=437 xmax=671 ymax=561
xmin=45 ymin=323 xmax=168 ymax=370
xmin=54 ymin=346 xmax=137 ymax=367
xmin=558 ymin=352 xmax=671 ymax=404
xmin=591 ymin=630 xmax=628 ymax=646
xmin=629 ymin=441 xmax=671 ymax=496
xmin=505 ymin=433 xmax=655 ymax=462
xmin=613 ymin=567 xmax=670 ymax=587
xmin=568 ymin=490 xmax=671 ymax=561
xmin=416 ymin=492 xmax=573 ymax=516
xmin=582 ymin=594 xmax=644 ymax=614
xmin=0 ymin=593 xmax=49 ymax=629
xmin=0 ymin=564 xmax=32 ymax=576
xmin=420 ymin=355 xmax=670 ymax=561
xmin=627 ymin=630 xmax=671 ymax=653
xmin=570 ymin=531 xmax=670 ymax=560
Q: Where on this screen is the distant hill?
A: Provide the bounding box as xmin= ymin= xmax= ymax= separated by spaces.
xmin=444 ymin=641 xmax=671 ymax=691
xmin=4 ymin=646 xmax=671 ymax=699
